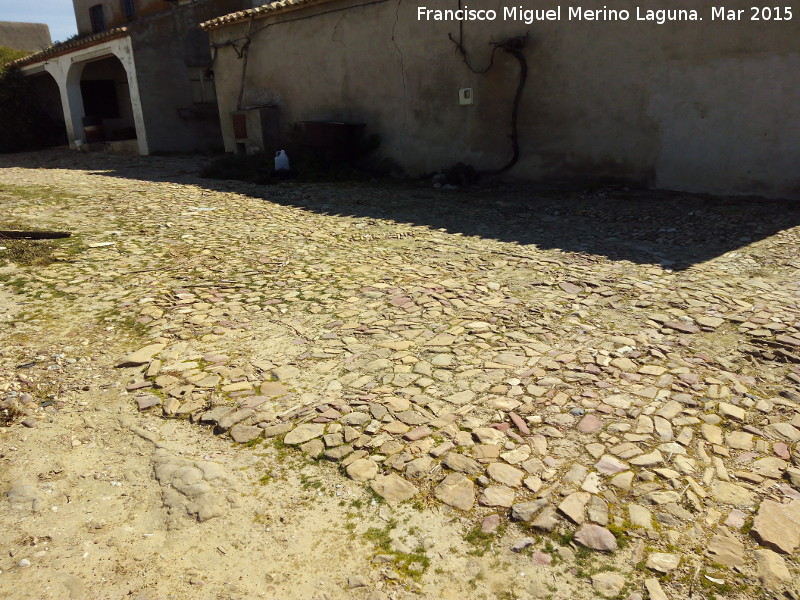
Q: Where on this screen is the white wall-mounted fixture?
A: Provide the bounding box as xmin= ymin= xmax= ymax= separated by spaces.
xmin=459 ymin=88 xmax=474 ymax=106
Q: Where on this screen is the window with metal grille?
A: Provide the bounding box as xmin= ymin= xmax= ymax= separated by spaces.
xmin=188 ymin=68 xmax=216 ymax=104
xmin=89 ymin=4 xmax=105 ymax=33
xmin=121 ymin=0 xmax=136 ymax=19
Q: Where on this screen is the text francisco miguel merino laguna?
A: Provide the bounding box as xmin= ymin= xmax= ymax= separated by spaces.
xmin=417 ymin=5 xmax=775 ymax=24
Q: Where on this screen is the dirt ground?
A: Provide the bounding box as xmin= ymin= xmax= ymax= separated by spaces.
xmin=1 ymin=149 xmax=799 ymax=600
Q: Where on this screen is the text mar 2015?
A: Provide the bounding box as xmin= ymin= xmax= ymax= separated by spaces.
xmin=416 ymin=6 xmax=794 ymax=24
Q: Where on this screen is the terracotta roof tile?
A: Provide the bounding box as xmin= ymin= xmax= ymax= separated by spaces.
xmin=10 ymin=27 xmax=129 ymax=68
xmin=199 ymin=0 xmax=327 ymax=30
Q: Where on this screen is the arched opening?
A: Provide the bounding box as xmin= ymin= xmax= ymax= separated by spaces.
xmin=23 ymin=72 xmax=68 ymax=149
xmin=78 ymin=55 xmax=137 ymax=145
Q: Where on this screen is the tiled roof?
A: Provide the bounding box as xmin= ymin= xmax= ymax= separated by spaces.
xmin=199 ymin=0 xmax=327 ymax=30
xmin=9 ymin=27 xmax=129 ymax=68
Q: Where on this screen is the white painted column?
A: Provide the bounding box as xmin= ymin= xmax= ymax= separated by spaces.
xmin=34 ymin=58 xmax=84 ymax=150
xmin=62 ymin=61 xmax=86 ymax=148
xmin=112 ymin=41 xmax=149 ymax=155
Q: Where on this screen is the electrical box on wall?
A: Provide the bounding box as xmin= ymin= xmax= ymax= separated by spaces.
xmin=459 ymin=88 xmax=474 ymax=106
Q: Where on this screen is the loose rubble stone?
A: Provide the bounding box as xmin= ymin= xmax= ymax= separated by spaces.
xmin=217 ymin=408 xmax=254 ymax=431
xmin=725 ymin=431 xmax=753 ymax=450
xmin=510 ymin=537 xmax=536 ymax=552
xmin=271 ymin=365 xmax=300 ymax=380
xmin=260 ymin=381 xmax=288 ymax=396
xmin=752 ymin=457 xmax=787 ymax=479
xmin=262 ymin=423 xmax=293 ymax=437
xmin=718 ymin=402 xmax=746 ymax=421
xmin=595 ymin=455 xmax=628 ymax=475
xmin=628 ymin=504 xmax=653 ymax=529
xmin=664 ymin=321 xmax=699 ymax=334
xmin=472 ymin=427 xmax=506 ymax=444
xmin=630 ymin=450 xmax=663 ymax=467
xmin=347 ymin=575 xmax=368 ymax=588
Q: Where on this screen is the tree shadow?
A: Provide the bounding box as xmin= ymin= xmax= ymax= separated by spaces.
xmin=3 ymin=149 xmax=800 ymax=271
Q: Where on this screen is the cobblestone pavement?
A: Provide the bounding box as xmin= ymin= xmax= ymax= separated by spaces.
xmin=2 ymin=149 xmax=800 ymax=599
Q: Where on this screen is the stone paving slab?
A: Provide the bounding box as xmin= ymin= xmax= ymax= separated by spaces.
xmin=2 ymin=150 xmax=800 ymax=599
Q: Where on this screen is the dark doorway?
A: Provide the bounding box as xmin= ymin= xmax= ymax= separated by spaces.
xmin=80 ymin=80 xmax=120 ymax=118
xmin=79 ymin=56 xmax=137 ymax=142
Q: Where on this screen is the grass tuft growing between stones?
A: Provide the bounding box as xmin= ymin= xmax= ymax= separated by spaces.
xmin=362 ymin=519 xmax=430 ymax=581
xmin=464 ymin=526 xmax=495 ymax=556
xmin=0 ymin=239 xmax=57 ymax=267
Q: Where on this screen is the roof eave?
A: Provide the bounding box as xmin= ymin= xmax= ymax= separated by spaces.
xmin=8 ymin=27 xmax=130 ymax=69
xmin=199 ymin=0 xmax=335 ymax=31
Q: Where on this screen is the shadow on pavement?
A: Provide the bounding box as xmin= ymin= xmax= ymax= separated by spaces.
xmin=3 ymin=149 xmax=800 ymax=271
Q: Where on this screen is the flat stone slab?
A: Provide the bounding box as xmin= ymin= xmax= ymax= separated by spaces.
xmin=346 ymin=458 xmax=378 ymax=482
xmin=573 ymin=524 xmax=617 ymax=551
xmin=433 ymin=473 xmax=474 ymax=510
xmin=754 ymin=549 xmax=793 ymax=590
xmin=712 ymin=481 xmax=755 ymax=507
xmin=217 ymin=408 xmax=254 ymax=431
xmin=511 ymin=499 xmax=548 ymax=522
xmin=706 ymin=527 xmax=745 ymax=567
xmin=479 ymin=485 xmax=515 ymax=507
xmin=443 ymin=453 xmax=483 ymax=475
xmin=646 ymin=552 xmax=680 ymax=573
xmin=284 ymin=423 xmax=326 ymax=445
xmin=592 ymin=572 xmax=626 ymax=597
xmin=117 ymin=343 xmax=165 ymax=367
xmin=558 ymin=491 xmax=590 ymax=524
xmin=370 ymin=473 xmax=418 ymax=503
xmin=486 ymin=462 xmax=524 ymax=487
xmin=230 ymin=424 xmax=262 ymax=444
xmin=663 ymin=321 xmax=700 ymax=334
xmin=260 ymin=381 xmax=288 ymax=396
xmin=136 ymin=395 xmax=161 ymax=411
xmin=577 ymin=414 xmax=603 ymax=433
xmin=751 ymin=499 xmax=800 ymax=554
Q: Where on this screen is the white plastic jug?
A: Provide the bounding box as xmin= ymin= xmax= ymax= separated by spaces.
xmin=274 ymin=150 xmax=290 ymax=171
